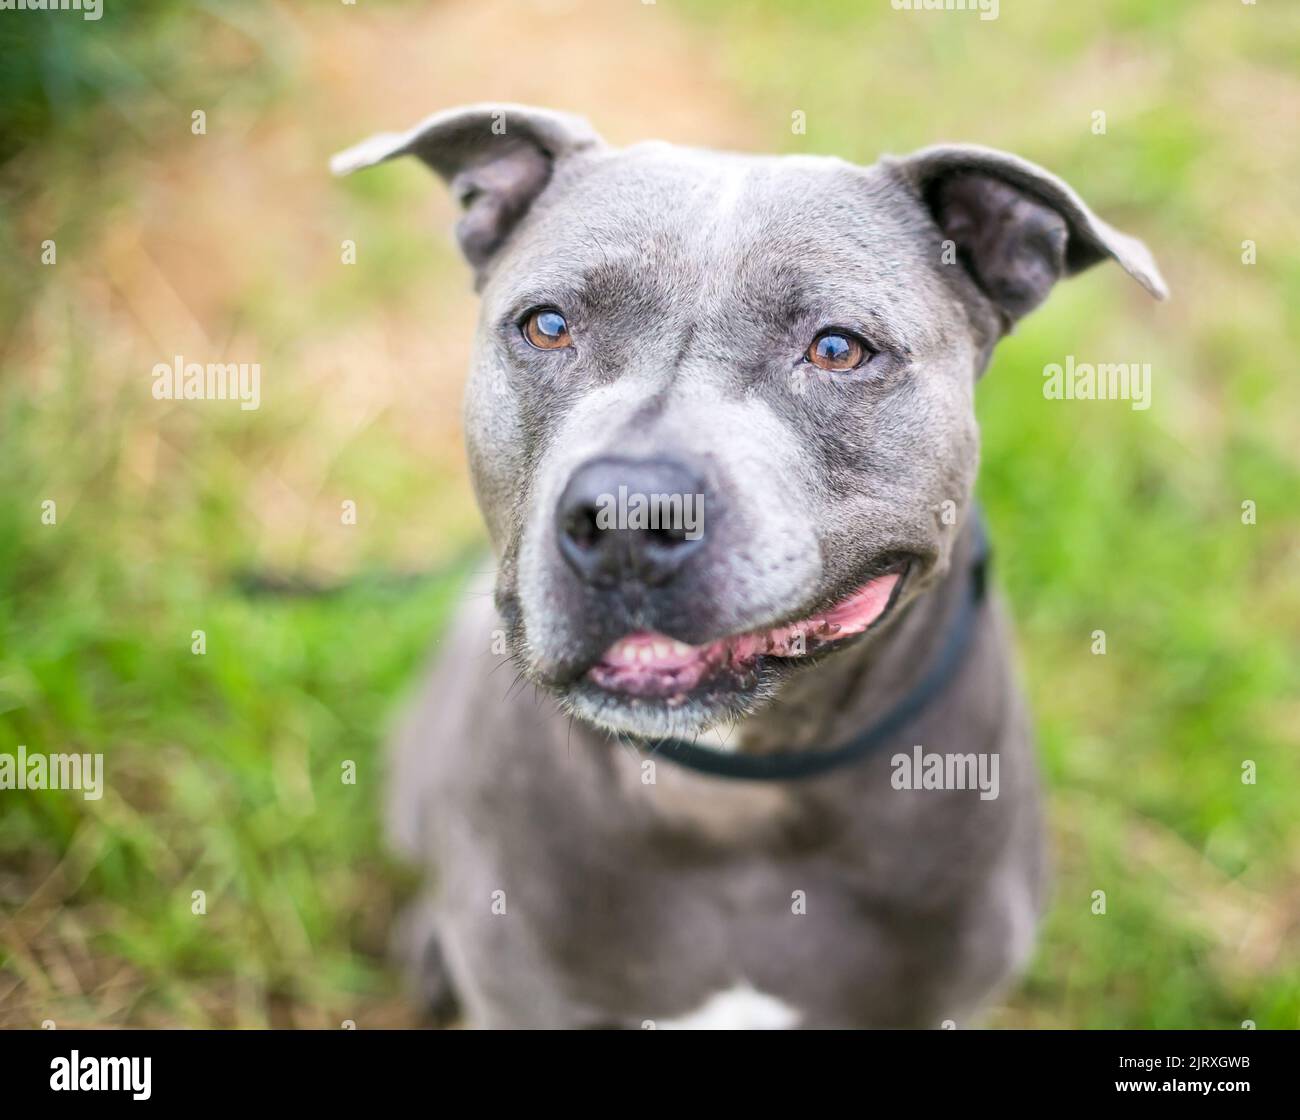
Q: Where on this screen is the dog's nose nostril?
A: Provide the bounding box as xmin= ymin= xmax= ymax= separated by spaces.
xmin=556 ymin=456 xmax=707 ymax=588
xmin=646 ymin=523 xmax=690 ymax=548
xmin=562 ymin=503 xmax=602 ymax=552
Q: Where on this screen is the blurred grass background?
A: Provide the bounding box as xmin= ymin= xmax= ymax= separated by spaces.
xmin=1 ymin=0 xmax=1297 ymax=1028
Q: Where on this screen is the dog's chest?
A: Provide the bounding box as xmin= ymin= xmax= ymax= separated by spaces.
xmin=465 ymin=822 xmax=956 ymax=1029
xmin=444 ymin=758 xmax=963 ymax=1028
xmin=424 ymin=673 xmax=1034 ymax=1028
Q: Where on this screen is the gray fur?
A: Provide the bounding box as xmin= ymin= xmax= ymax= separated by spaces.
xmin=334 ymin=105 xmax=1164 ymax=1028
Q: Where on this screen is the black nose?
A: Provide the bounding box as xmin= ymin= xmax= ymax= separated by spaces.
xmin=556 ymin=456 xmax=707 ymax=588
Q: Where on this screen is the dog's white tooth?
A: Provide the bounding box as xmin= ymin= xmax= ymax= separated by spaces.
xmin=671 ymin=640 xmax=693 ymax=656
xmin=653 ymin=640 xmax=671 ymax=660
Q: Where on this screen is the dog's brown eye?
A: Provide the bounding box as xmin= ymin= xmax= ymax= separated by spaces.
xmin=522 ymin=308 xmax=572 ymax=350
xmin=806 ymin=331 xmax=867 ymax=372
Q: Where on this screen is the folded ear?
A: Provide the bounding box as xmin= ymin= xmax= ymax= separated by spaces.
xmin=889 ymin=144 xmax=1167 ymax=330
xmin=331 ymin=103 xmax=604 ymax=276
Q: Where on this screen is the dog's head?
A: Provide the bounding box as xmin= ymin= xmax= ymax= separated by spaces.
xmin=334 ymin=104 xmax=1165 ymax=741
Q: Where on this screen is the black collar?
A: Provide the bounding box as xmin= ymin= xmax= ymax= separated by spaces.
xmin=637 ymin=513 xmax=991 ymax=782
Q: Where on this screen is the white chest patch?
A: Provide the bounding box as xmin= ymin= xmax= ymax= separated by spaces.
xmin=657 ymin=982 xmax=800 ymax=1030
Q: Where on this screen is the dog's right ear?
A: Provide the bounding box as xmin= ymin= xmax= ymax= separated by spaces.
xmin=331 ymin=103 xmax=604 ymax=276
xmin=887 ymin=144 xmax=1167 ymax=334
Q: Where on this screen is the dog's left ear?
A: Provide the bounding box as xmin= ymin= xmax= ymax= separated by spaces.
xmin=331 ymin=103 xmax=604 ymax=276
xmin=889 ymin=144 xmax=1167 ymax=330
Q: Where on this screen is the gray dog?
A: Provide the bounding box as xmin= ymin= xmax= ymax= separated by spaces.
xmin=332 ymin=105 xmax=1165 ymax=1029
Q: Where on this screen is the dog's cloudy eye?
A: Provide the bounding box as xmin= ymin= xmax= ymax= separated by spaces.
xmin=522 ymin=308 xmax=572 ymax=350
xmin=807 ymin=330 xmax=867 ymax=372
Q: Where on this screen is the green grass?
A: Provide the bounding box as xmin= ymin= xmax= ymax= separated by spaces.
xmin=0 ymin=351 xmax=476 ymax=1024
xmin=2 ymin=0 xmax=1298 ymax=1027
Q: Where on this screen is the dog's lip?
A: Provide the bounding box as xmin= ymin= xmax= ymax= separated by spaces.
xmin=585 ymin=561 xmax=909 ymax=701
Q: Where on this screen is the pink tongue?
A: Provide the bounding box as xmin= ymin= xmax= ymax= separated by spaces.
xmin=589 ymin=571 xmax=900 ymax=697
xmin=727 ymin=572 xmax=900 ymax=660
